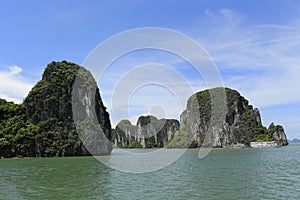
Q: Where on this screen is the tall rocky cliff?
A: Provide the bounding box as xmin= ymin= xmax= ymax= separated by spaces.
xmin=112 ymin=88 xmax=288 ymax=149
xmin=177 ymin=88 xmax=288 ymax=148
xmin=0 ymin=65 xmax=289 ymax=157
xmin=23 ymin=61 xmax=112 ymax=156
xmin=112 ymin=116 xmax=180 ymax=148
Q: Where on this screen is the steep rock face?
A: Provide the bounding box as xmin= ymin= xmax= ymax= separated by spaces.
xmin=179 ymin=88 xmax=288 ymax=147
xmin=24 ymin=61 xmax=112 ymax=156
xmin=112 ymin=115 xmax=179 ymax=148
xmin=268 ymin=123 xmax=288 ymax=146
xmin=112 ymin=120 xmax=137 ymax=148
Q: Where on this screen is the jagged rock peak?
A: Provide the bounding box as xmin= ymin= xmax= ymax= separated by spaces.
xmin=23 ymin=61 xmax=112 ymax=156
xmin=112 ymin=116 xmax=180 ymax=148
xmin=268 ymin=123 xmax=288 ymax=146
xmin=178 ymin=87 xmax=288 ymax=148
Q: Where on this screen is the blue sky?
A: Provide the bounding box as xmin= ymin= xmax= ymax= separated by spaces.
xmin=1 ymin=0 xmax=300 ymax=139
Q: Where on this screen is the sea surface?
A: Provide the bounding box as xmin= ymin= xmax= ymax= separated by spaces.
xmin=1 ymin=143 xmax=300 ymax=200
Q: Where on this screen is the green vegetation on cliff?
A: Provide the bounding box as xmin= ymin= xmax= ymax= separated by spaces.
xmin=112 ymin=116 xmax=180 ymax=148
xmin=0 ymin=61 xmax=112 ymax=158
xmin=0 ymin=66 xmax=288 ymax=155
xmin=0 ymin=99 xmax=39 ymax=157
xmin=112 ymin=88 xmax=288 ymax=149
xmin=128 ymin=140 xmax=143 ymax=148
xmin=168 ymin=88 xmax=288 ymax=147
xmin=166 ymin=128 xmax=191 ymax=148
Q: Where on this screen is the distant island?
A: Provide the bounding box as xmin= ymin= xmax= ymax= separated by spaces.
xmin=112 ymin=88 xmax=288 ymax=148
xmin=289 ymin=138 xmax=300 ymax=143
xmin=0 ymin=61 xmax=288 ymax=158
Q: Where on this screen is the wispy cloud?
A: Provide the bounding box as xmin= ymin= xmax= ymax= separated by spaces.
xmin=186 ymin=8 xmax=300 ymax=138
xmin=0 ymin=65 xmax=33 ymax=103
xmin=84 ymin=7 xmax=300 ymax=134
xmin=191 ymin=8 xmax=300 ymax=108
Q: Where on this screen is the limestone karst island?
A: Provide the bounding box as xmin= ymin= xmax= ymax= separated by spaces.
xmin=0 ymin=61 xmax=288 ymax=158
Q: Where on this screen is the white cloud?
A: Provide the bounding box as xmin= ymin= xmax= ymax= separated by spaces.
xmin=95 ymin=9 xmax=300 ymax=135
xmin=191 ymin=9 xmax=300 ymax=109
xmin=0 ymin=65 xmax=33 ymax=103
xmin=183 ymin=8 xmax=300 ymax=139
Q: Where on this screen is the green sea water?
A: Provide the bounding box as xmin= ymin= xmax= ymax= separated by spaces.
xmin=1 ymin=143 xmax=300 ymax=200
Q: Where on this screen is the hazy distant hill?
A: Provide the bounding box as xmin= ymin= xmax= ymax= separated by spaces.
xmin=289 ymin=138 xmax=300 ymax=143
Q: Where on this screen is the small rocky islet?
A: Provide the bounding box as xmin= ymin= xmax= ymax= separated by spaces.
xmin=0 ymin=61 xmax=288 ymax=158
